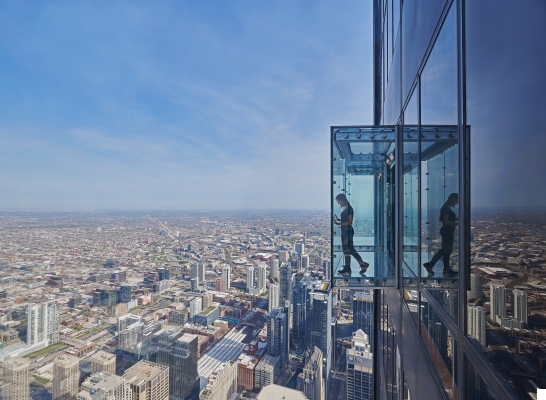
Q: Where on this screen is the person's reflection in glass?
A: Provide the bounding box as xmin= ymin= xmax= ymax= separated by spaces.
xmin=424 ymin=193 xmax=459 ymax=277
xmin=334 ymin=194 xmax=369 ymax=275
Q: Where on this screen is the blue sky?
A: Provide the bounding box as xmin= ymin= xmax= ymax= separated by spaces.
xmin=0 ymin=1 xmax=373 ymax=210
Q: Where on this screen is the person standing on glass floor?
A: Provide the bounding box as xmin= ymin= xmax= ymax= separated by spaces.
xmin=334 ymin=193 xmax=369 ymax=275
xmin=424 ymin=192 xmax=459 ymax=277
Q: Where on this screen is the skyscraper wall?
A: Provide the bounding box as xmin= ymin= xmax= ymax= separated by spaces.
xmin=352 ymin=292 xmax=373 ymax=346
xmin=3 ymin=356 xmax=29 ymax=400
xmin=295 ymin=243 xmax=305 ymax=258
xmin=306 ymin=286 xmax=332 ymax=393
xmin=469 ymin=274 xmax=484 ymax=299
xmin=301 ymin=254 xmax=309 ymax=270
xmin=53 ymin=354 xmax=80 ymax=400
xmin=190 ymin=298 xmax=202 ymax=319
xmin=346 ymin=330 xmax=373 ymax=400
xmin=279 ymin=262 xmax=292 ymax=306
xmin=27 ymin=300 xmax=60 ymax=347
xmin=269 ymin=284 xmax=280 ymax=312
xmin=298 ymin=346 xmax=324 ymax=400
xmin=270 ymin=259 xmax=279 ymax=279
xmin=267 ymin=306 xmax=289 ymax=370
xmin=246 ymin=266 xmax=255 ymax=291
xmin=222 ymin=265 xmax=231 ymax=289
xmin=279 ymin=251 xmax=289 ymax=263
xmin=467 ymin=305 xmax=486 ymax=347
xmin=490 ymin=284 xmax=507 ymax=324
xmin=257 ymin=265 xmax=267 ymax=292
xmin=513 ymin=289 xmax=528 ymax=326
xmin=157 ymin=328 xmax=198 ymax=400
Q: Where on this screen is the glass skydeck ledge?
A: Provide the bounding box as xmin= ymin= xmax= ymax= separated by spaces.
xmin=331 ymin=125 xmax=461 ymax=288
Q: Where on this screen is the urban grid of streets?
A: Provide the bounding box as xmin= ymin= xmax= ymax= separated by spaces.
xmin=0 ymin=209 xmax=545 ymax=398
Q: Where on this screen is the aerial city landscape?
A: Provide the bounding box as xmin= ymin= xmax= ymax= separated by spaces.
xmin=0 ymin=209 xmax=544 ymax=400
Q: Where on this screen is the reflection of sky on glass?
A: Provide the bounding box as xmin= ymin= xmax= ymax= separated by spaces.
xmin=467 ymin=2 xmax=546 ymax=208
xmin=420 ymin=6 xmax=457 ymax=125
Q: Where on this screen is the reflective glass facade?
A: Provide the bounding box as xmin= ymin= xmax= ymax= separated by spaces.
xmin=331 ymin=0 xmax=546 ymax=399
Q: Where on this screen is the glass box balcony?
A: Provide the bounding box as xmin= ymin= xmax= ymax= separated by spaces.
xmin=331 ymin=125 xmax=461 ymax=288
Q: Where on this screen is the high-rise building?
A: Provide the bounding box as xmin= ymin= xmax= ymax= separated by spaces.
xmin=157 ymin=328 xmax=198 ymax=400
xmin=513 ymin=289 xmax=528 ymax=326
xmin=191 ymin=278 xmax=198 ymax=292
xmin=346 ymin=330 xmax=373 ymax=400
xmin=331 ymin=1 xmax=545 ymax=398
xmin=199 ymin=361 xmax=237 ymax=400
xmin=490 ymin=284 xmax=507 ymax=324
xmin=190 ymin=298 xmax=203 ymax=319
xmin=295 ymin=243 xmax=305 ymax=258
xmin=122 ymin=360 xmax=169 ymax=400
xmin=215 ymin=278 xmax=225 ymax=293
xmin=301 ymin=254 xmax=309 ymax=270
xmin=246 ymin=266 xmax=255 ymax=291
xmin=306 ymin=284 xmax=332 ymax=392
xmin=279 ymin=262 xmax=292 ymax=306
xmin=270 ymin=259 xmax=279 ymax=279
xmin=117 ymin=314 xmax=141 ymax=332
xmin=292 ymin=273 xmax=312 ymax=342
xmin=118 ymin=285 xmax=132 ymax=303
xmin=267 ymin=306 xmax=289 ymax=370
xmin=257 ymin=384 xmax=308 ymax=400
xmin=94 ymin=288 xmax=118 ymax=307
xmin=191 ymin=262 xmax=205 ymax=286
xmin=298 ymin=346 xmax=324 ymax=400
xmin=203 ymin=292 xmax=213 ymax=309
xmin=2 ymin=356 xmax=29 ymax=400
xmin=222 ymin=265 xmax=231 ymax=289
xmin=90 ymin=350 xmax=116 ymax=375
xmin=28 ymin=300 xmax=59 ymax=347
xmin=269 ymin=284 xmax=280 ymax=312
xmin=469 ymin=274 xmax=484 ymax=299
xmin=257 ymin=265 xmax=267 ymax=293
xmin=323 ymin=260 xmax=331 ymax=281
xmin=467 ymin=305 xmax=486 ymax=347
xmin=53 ymin=354 xmax=80 ymax=400
xmin=78 ymin=372 xmax=130 ymax=400
xmin=278 ymin=251 xmax=289 ymax=263
xmin=156 ymin=267 xmax=170 ymax=281
xmin=143 ymin=271 xmax=159 ymax=290
xmin=352 ymin=292 xmax=373 ymax=346
xmin=254 ymin=355 xmax=280 ymax=391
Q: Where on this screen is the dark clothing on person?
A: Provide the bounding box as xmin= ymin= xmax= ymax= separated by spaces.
xmin=428 ymin=204 xmax=456 ymax=269
xmin=340 ymin=204 xmax=355 ymax=238
xmin=340 ymin=203 xmax=364 ymax=269
xmin=342 ymin=232 xmax=365 ymax=269
xmin=439 ymin=204 xmax=456 ymax=234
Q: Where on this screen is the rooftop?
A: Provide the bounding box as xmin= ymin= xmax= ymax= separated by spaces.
xmin=256 ymin=384 xmax=308 ymax=400
xmin=123 ymin=360 xmax=168 ymax=386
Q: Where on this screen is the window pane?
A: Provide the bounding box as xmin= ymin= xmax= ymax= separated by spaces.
xmin=401 ymin=0 xmax=448 ymax=102
xmin=466 ymin=359 xmax=501 ymax=400
xmin=466 ymin=1 xmax=546 ymax=397
xmin=420 ymin=293 xmax=459 ymax=400
xmin=419 ymin=6 xmax=459 ymax=300
xmin=403 ymin=125 xmax=418 ymax=278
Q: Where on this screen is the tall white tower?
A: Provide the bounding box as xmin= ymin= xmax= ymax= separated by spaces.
xmin=247 ymin=266 xmax=255 ymax=291
xmin=28 ymin=300 xmax=60 ymax=347
xmin=269 ymin=284 xmax=280 ymax=312
xmin=222 ymin=265 xmax=231 ymax=289
xmin=513 ymin=289 xmax=528 ymax=326
xmin=257 ymin=265 xmax=267 ymax=293
xmin=490 ymin=284 xmax=506 ymax=324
